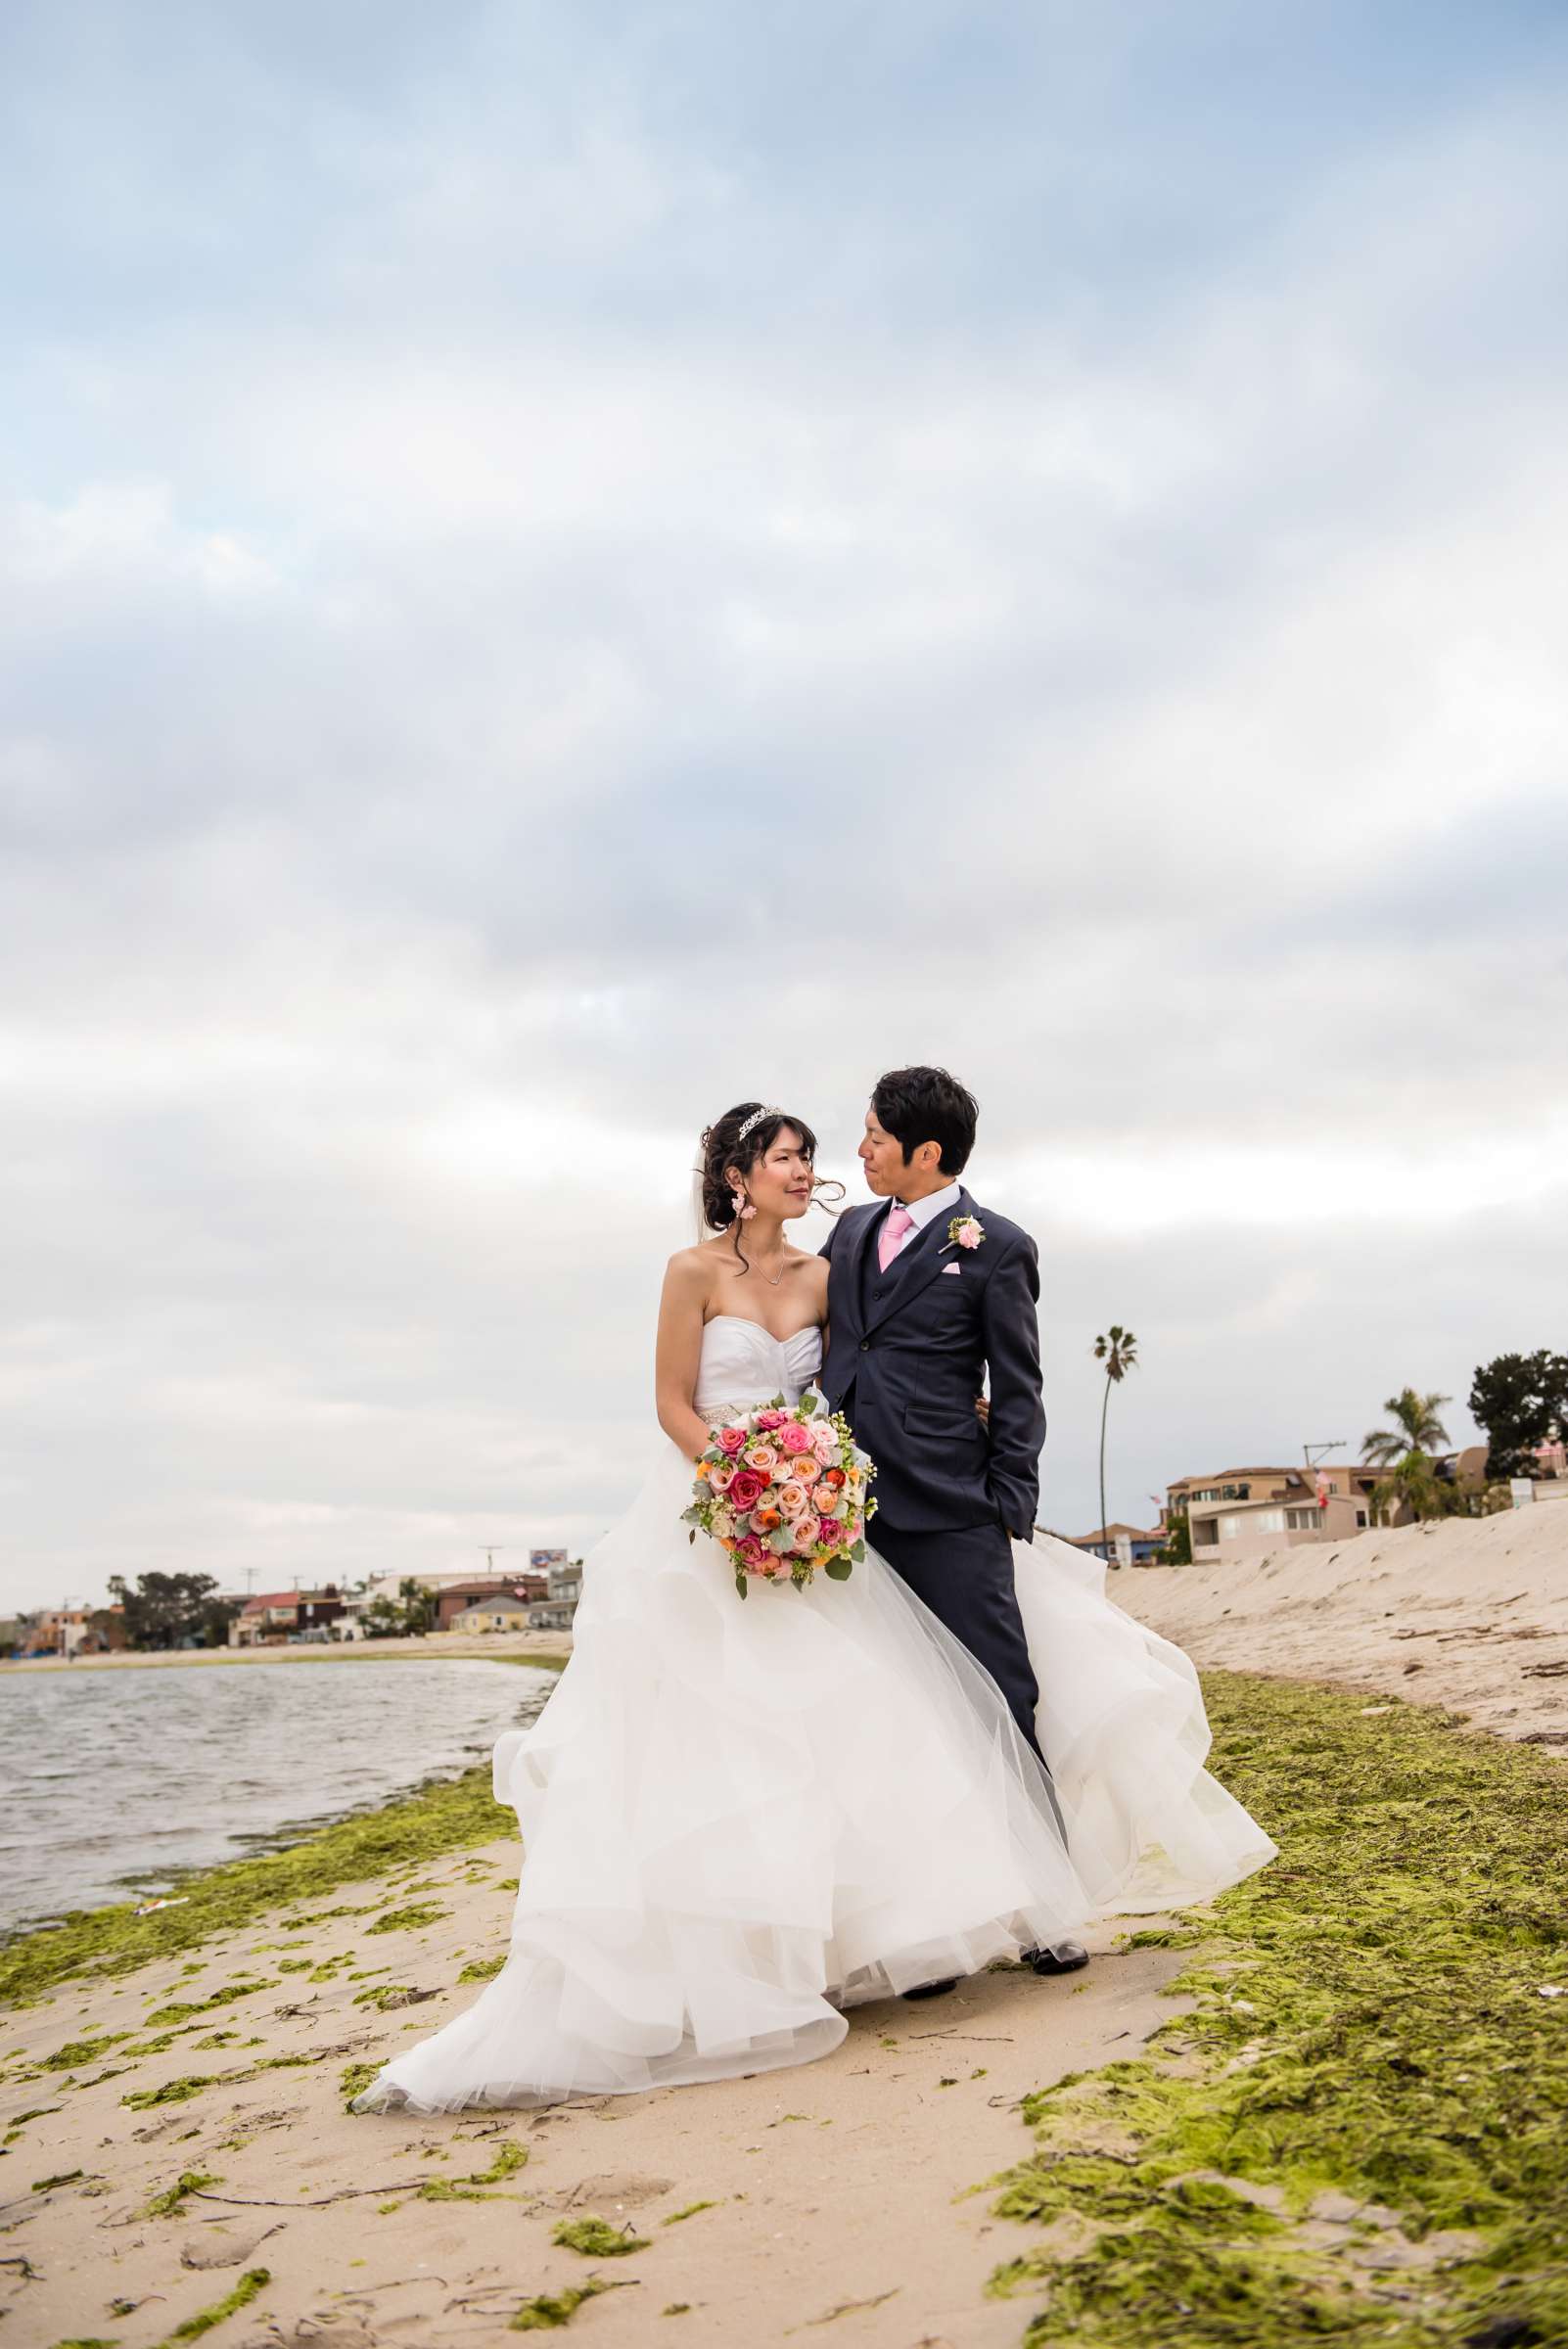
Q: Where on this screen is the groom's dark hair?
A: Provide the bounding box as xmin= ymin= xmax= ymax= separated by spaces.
xmin=871 ymin=1066 xmax=979 ymax=1176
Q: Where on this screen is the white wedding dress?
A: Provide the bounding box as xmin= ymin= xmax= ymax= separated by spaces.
xmin=355 ymin=1318 xmax=1273 ymax=2114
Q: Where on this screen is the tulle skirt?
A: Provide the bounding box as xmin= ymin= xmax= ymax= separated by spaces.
xmin=354 ymin=1446 xmax=1273 ymax=2114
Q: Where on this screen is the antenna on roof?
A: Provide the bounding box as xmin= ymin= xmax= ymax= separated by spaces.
xmin=1303 ymin=1441 xmax=1345 ymax=1469
xmin=479 ymin=1544 xmax=506 ymax=1577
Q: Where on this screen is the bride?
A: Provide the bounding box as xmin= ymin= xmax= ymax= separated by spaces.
xmin=353 ymin=1104 xmax=1274 ymax=2114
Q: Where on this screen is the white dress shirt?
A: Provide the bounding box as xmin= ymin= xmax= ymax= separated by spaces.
xmin=885 ymin=1176 xmax=963 ymax=1262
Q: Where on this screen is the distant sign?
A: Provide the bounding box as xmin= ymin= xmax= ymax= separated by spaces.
xmin=530 ymin=1548 xmax=569 ymax=1571
xmin=1509 ymin=1480 xmax=1535 ymax=1509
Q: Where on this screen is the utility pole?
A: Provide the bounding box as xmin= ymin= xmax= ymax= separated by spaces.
xmin=1303 ymin=1442 xmax=1346 ymax=1469
xmin=479 ymin=1545 xmax=506 ymax=1579
xmin=1303 ymin=1441 xmax=1347 ymax=1522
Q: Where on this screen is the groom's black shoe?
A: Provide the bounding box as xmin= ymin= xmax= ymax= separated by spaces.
xmin=1026 ymin=1940 xmax=1089 ymax=1976
xmin=900 ymin=1977 xmax=959 ymax=2000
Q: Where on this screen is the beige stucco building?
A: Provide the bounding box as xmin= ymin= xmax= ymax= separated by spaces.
xmin=1167 ymin=1451 xmax=1489 ymax=1562
xmin=1168 ymin=1463 xmax=1382 ymax=1563
xmin=449 ymin=1592 xmax=536 ymax=1633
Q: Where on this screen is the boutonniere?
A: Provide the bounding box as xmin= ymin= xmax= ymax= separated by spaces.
xmin=945 ymin=1215 xmax=985 ymax=1252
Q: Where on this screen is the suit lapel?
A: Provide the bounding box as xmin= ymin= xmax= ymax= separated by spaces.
xmin=863 ymin=1187 xmax=972 ymax=1335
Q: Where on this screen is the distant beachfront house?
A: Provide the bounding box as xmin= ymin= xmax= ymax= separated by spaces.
xmin=230 ymin=1587 xmax=346 ymax=1646
xmin=1062 ymin=1522 xmax=1166 ymax=1566
xmin=353 ymin=1566 xmax=547 ymax=1620
xmin=528 ymin=1557 xmax=582 ymax=1632
xmin=2 ymin=1608 xmax=128 ymax=1659
xmin=449 ymin=1591 xmax=537 ymax=1633
xmin=1166 ymin=1464 xmax=1382 ymax=1561
xmin=1166 ymin=1451 xmax=1478 ymax=1561
xmin=435 ymin=1577 xmax=547 ymax=1634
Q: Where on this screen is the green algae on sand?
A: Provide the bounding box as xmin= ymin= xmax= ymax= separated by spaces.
xmin=409 ymin=2141 xmax=529 ymax=2201
xmin=459 ymin=1952 xmax=506 ymax=1983
xmin=989 ymin=1673 xmax=1568 ymax=2347
xmin=163 ymin=2265 xmax=270 ymax=2341
xmin=364 ymin=1901 xmax=447 ymax=1935
xmin=661 ymin=2199 xmax=719 ymax=2226
xmin=143 ymin=2168 xmax=220 ymax=2217
xmin=511 ymin=2276 xmax=632 ymax=2328
xmin=553 ymin=2215 xmax=650 ymax=2257
xmin=0 ymin=1656 xmax=567 ymax=2008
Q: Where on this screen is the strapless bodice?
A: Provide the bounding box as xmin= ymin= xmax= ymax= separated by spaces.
xmin=692 ymin=1315 xmax=824 ymax=1418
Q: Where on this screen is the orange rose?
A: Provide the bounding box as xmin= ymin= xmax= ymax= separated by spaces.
xmin=755 ymin=1505 xmax=783 ymax=1532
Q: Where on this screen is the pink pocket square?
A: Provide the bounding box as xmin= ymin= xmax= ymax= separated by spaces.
xmin=942 ymin=1263 xmax=963 ymax=1274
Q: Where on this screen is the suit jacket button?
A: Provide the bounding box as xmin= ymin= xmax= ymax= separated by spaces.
xmin=859 ymin=1338 xmax=871 ymax=1351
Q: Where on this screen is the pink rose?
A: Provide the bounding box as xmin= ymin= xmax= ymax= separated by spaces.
xmin=743 ymin=1442 xmax=778 ymax=1475
xmin=817 ymin=1516 xmax=845 ymax=1548
xmin=776 ymin=1481 xmax=808 ymax=1517
xmin=736 ymin=1534 xmax=768 ymax=1567
xmin=779 ymin=1420 xmax=815 ymax=1455
xmin=728 ymin=1468 xmax=766 ymax=1511
xmin=794 ymin=1514 xmax=821 ymax=1549
xmin=717 ymin=1424 xmax=748 ymax=1456
xmin=956 ymin=1219 xmax=983 ymax=1249
xmin=754 ymin=1409 xmax=786 ymax=1431
xmin=709 ymin=1463 xmax=735 ymax=1495
xmin=812 ymin=1425 xmax=839 ymax=1463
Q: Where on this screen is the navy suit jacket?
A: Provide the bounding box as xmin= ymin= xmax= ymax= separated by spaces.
xmin=818 ymin=1188 xmax=1046 ymax=1537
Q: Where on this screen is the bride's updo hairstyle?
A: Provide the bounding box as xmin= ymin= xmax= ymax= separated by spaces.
xmin=696 ymin=1102 xmax=843 ymax=1268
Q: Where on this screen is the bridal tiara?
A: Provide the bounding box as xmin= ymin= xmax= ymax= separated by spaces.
xmin=737 ymin=1104 xmax=782 ymax=1142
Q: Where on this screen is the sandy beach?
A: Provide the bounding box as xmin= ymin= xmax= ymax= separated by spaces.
xmin=0 ymin=1842 xmax=1183 ymax=2347
xmin=1121 ymin=1501 xmax=1568 ymax=1747
xmin=5 ymin=1504 xmax=1564 ymax=2345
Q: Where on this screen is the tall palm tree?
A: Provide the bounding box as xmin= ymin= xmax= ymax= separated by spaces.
xmin=1092 ymin=1326 xmax=1138 ymax=1563
xmin=1362 ymin=1388 xmax=1451 ymax=1464
xmin=1360 ymin=1388 xmax=1452 ymax=1523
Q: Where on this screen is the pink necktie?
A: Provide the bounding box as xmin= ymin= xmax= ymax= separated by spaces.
xmin=878 ymin=1204 xmax=914 ymax=1273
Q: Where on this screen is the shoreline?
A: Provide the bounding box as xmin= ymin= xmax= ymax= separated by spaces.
xmin=1117 ymin=1502 xmax=1566 ymax=1747
xmin=1 ymin=1629 xmax=576 ymax=1674
xmin=0 ymin=1654 xmax=571 ymax=1993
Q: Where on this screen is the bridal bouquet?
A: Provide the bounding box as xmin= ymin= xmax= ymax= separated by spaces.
xmin=683 ymin=1392 xmax=875 ymax=1598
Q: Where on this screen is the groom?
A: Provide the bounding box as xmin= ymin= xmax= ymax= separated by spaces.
xmin=819 ymin=1065 xmax=1087 ymax=1984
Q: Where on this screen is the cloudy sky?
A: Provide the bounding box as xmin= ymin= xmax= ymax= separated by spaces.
xmin=4 ymin=2 xmax=1566 ymax=1612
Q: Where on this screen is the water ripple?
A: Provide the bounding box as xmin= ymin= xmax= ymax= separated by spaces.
xmin=0 ymin=1656 xmax=555 ymax=1934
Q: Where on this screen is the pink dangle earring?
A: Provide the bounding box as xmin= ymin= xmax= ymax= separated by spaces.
xmin=731 ymin=1188 xmax=757 ymax=1222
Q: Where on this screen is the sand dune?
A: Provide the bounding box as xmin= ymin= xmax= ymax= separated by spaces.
xmin=1119 ymin=1500 xmax=1568 ymax=1747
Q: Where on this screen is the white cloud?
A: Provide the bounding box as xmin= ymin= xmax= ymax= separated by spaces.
xmin=2 ymin=5 xmax=1566 ymax=1599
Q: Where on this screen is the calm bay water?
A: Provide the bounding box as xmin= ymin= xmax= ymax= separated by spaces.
xmin=0 ymin=1656 xmax=558 ymax=1935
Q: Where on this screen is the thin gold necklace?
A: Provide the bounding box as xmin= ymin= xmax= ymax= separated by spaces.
xmin=735 ymin=1232 xmax=789 ymax=1286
